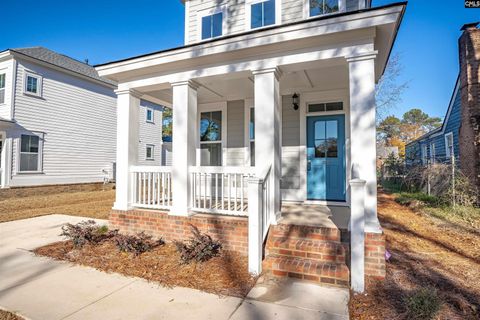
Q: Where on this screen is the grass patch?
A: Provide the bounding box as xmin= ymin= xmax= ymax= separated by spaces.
xmin=395 ymin=192 xmax=441 ymax=207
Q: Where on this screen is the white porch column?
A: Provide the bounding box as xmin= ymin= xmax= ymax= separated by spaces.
xmin=252 ymin=68 xmax=282 ymax=222
xmin=350 ymin=178 xmax=366 ymax=292
xmin=113 ymin=89 xmax=141 ymax=211
xmin=170 ymin=80 xmax=198 ymax=216
xmin=0 ymin=134 xmax=12 ymax=188
xmin=347 ymin=52 xmax=381 ymax=233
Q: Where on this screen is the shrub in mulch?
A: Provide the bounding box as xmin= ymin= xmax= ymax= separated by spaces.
xmin=404 ymin=287 xmax=442 ymax=320
xmin=34 ymin=221 xmax=256 ymax=297
xmin=60 ymin=220 xmax=118 ymax=248
xmin=114 ymin=232 xmax=164 ymax=256
xmin=174 ymin=225 xmax=222 ymax=264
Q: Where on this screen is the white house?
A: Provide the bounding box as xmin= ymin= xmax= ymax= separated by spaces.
xmin=0 ymin=47 xmax=164 ymax=188
xmin=96 ymin=0 xmax=406 ymax=292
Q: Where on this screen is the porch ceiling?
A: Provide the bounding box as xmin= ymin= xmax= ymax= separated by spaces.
xmin=142 ymin=61 xmax=349 ymax=105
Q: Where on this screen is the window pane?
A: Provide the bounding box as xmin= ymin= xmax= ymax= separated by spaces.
xmin=263 ymin=0 xmax=276 ymax=26
xmin=250 ymin=141 xmax=255 ymax=166
xmin=200 ymin=143 xmax=222 ymax=166
xmin=326 ymin=139 xmax=338 ymax=157
xmin=0 ymin=74 xmax=5 ymax=88
xmin=251 ymin=3 xmax=263 ymax=29
xmin=27 ymin=76 xmax=38 ymax=93
xmin=314 ymin=121 xmax=325 ymax=139
xmin=324 ymin=0 xmax=339 ymax=13
xmin=212 ymin=12 xmax=223 ymax=38
xmin=325 ymin=102 xmax=343 ymax=111
xmin=310 ymin=0 xmax=323 ymax=16
xmin=326 ymin=120 xmax=337 ymax=139
xmin=20 ymin=153 xmax=38 ymax=171
xmin=202 ymin=15 xmax=212 ymax=39
xmin=0 ymin=89 xmax=4 ymax=104
xmin=308 ymin=104 xmax=325 ymax=112
xmin=146 ymin=146 xmax=153 ymax=159
xmin=250 ymin=108 xmax=255 ymax=140
xmin=21 ymin=135 xmax=39 ymax=153
xmin=146 ymin=109 xmax=153 ymax=121
xmin=200 ymin=111 xmax=222 ymax=141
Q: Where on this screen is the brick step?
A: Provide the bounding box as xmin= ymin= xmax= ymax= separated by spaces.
xmin=263 ymin=254 xmax=349 ymax=287
xmin=266 ymin=237 xmax=347 ymax=264
xmin=269 ymin=224 xmax=341 ymax=242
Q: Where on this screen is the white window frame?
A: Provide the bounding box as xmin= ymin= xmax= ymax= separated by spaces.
xmin=0 ymin=72 xmax=6 ymax=105
xmin=245 ymin=0 xmax=282 ymax=31
xmin=24 ymin=72 xmax=43 ymax=97
xmin=17 ymin=132 xmax=44 ymax=174
xmin=197 ymin=102 xmax=227 ymax=166
xmin=197 ymin=6 xmax=227 ymax=42
xmin=146 ymin=144 xmax=155 ymax=160
xmin=146 ymin=108 xmax=154 ymax=123
xmin=445 ymin=132 xmax=454 ymax=158
xmin=303 ymin=0 xmax=346 ymax=19
xmin=430 ymin=142 xmax=436 ymax=163
xmin=244 ymin=99 xmax=255 ymax=166
xmin=421 ymin=144 xmax=428 ymax=165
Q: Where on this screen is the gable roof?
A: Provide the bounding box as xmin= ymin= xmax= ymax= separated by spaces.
xmin=6 ymin=47 xmax=116 ymax=87
xmin=406 ymin=76 xmax=460 ymax=146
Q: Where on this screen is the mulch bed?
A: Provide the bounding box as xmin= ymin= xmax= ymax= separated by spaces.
xmin=0 ymin=310 xmax=24 ymax=320
xmin=34 ymin=240 xmax=257 ymax=297
xmin=349 ymin=192 xmax=480 ymax=320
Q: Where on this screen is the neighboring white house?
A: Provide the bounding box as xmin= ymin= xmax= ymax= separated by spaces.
xmin=0 ymin=47 xmax=164 ymax=188
xmin=97 ymin=0 xmax=406 ymax=292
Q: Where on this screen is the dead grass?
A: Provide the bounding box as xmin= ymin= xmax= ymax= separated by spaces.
xmin=349 ymin=191 xmax=480 ymax=319
xmin=34 ymin=240 xmax=257 ymax=297
xmin=0 ymin=310 xmax=24 ymax=320
xmin=0 ymin=189 xmax=115 ymax=223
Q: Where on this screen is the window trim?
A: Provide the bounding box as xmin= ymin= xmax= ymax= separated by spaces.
xmin=430 ymin=142 xmax=436 ymax=163
xmin=0 ymin=72 xmax=6 ymax=105
xmin=17 ymin=132 xmax=44 ymax=174
xmin=197 ymin=6 xmax=227 ymax=42
xmin=146 ymin=144 xmax=155 ymax=160
xmin=421 ymin=144 xmax=428 ymax=165
xmin=444 ymin=132 xmax=454 ymax=158
xmin=146 ymin=108 xmax=154 ymax=123
xmin=303 ymin=0 xmax=346 ymax=19
xmin=245 ymin=0 xmax=282 ymax=31
xmin=197 ymin=102 xmax=227 ymax=166
xmin=23 ymin=72 xmax=43 ymax=97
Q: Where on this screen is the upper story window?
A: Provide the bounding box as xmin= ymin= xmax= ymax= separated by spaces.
xmin=24 ymin=72 xmax=42 ymax=97
xmin=0 ymin=73 xmax=5 ymax=104
xmin=201 ymin=12 xmax=223 ymax=40
xmin=146 ymin=144 xmax=155 ymax=160
xmin=251 ymin=0 xmax=276 ymax=29
xmin=310 ymin=0 xmax=339 ymax=17
xmin=146 ymin=108 xmax=154 ymax=123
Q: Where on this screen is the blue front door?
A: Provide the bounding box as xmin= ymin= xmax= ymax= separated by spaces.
xmin=307 ymin=115 xmax=346 ymax=201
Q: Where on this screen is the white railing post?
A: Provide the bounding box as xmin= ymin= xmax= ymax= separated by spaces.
xmin=350 ymin=178 xmax=366 ymax=293
xmin=248 ymin=176 xmax=263 ymax=275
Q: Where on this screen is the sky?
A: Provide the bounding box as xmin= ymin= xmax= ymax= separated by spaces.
xmin=1 ymin=1 xmax=479 ymax=120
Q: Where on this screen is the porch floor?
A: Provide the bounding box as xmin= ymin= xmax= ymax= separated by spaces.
xmin=280 ymin=203 xmax=350 ymax=230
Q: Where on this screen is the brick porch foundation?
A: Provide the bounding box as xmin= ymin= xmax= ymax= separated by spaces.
xmin=365 ymin=232 xmax=386 ymax=279
xmin=110 ymin=210 xmax=248 ymax=255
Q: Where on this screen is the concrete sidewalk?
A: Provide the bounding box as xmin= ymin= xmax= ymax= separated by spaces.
xmin=0 ymin=214 xmax=349 ymax=320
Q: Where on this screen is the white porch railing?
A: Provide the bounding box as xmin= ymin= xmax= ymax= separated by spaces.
xmin=189 ymin=166 xmax=256 ymax=216
xmin=130 ymin=166 xmax=172 ymax=209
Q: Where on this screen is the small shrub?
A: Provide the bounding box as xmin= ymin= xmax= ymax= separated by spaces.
xmin=175 ymin=225 xmax=222 ymax=264
xmin=114 ymin=232 xmax=164 ymax=256
xmin=61 ymin=220 xmax=117 ymax=248
xmin=404 ymin=287 xmax=441 ymax=320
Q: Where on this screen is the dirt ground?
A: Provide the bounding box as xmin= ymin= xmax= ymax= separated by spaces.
xmin=350 ymin=191 xmax=480 ymax=319
xmin=0 ymin=310 xmax=24 ymax=320
xmin=35 ymin=240 xmax=257 ymax=297
xmin=0 ymin=189 xmax=115 ymax=223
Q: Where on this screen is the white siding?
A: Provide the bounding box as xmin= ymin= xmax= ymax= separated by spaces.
xmin=282 ymin=0 xmax=303 ymax=24
xmin=137 ymin=100 xmax=163 ymax=166
xmin=226 ymin=100 xmax=245 ymax=166
xmin=281 ymin=94 xmax=301 ymax=190
xmin=8 ymin=59 xmax=117 ymax=187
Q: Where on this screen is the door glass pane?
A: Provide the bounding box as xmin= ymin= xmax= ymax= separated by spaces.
xmin=314 ymin=121 xmax=325 ymax=139
xmin=263 ymin=0 xmax=276 ymax=26
xmin=200 ymin=143 xmax=222 ymax=166
xmin=200 ymin=111 xmax=222 ymax=141
xmin=314 ymin=140 xmax=326 ymax=158
xmin=326 ymin=120 xmax=337 ymax=139
xmin=212 ymin=12 xmax=223 ymax=37
xmin=251 ymin=2 xmax=263 ymax=28
xmin=249 ymin=108 xmax=255 ymax=140
xmin=326 ymin=139 xmax=337 ymax=158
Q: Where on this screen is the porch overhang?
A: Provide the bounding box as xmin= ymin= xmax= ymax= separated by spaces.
xmin=96 ymin=2 xmax=406 ymax=86
xmin=0 ymin=118 xmax=14 ymax=131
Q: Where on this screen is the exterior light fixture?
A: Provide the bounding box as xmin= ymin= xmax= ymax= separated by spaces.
xmin=292 ymin=93 xmax=299 ymax=110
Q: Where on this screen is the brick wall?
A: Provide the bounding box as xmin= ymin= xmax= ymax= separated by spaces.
xmin=0 ymin=182 xmax=114 ymax=200
xmin=110 ymin=210 xmax=248 ymax=255
xmin=364 ymin=232 xmax=386 ymax=279
xmin=459 ymin=24 xmax=480 ymax=196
